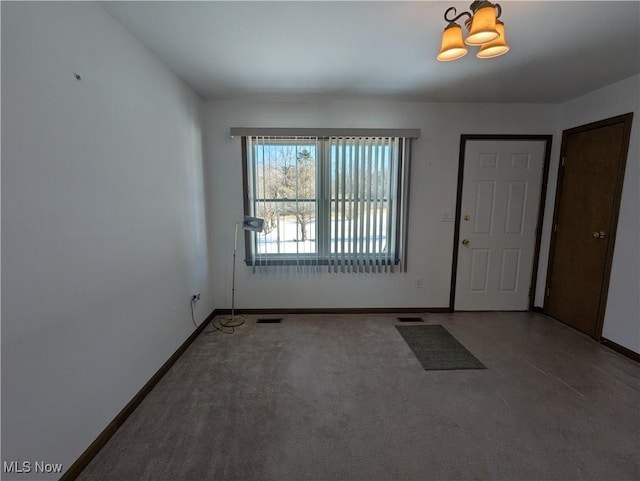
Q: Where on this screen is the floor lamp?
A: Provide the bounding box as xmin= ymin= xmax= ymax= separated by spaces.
xmin=220 ymin=215 xmax=264 ymax=327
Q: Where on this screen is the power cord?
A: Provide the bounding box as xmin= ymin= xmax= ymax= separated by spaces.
xmin=190 ymin=298 xmax=199 ymax=328
xmin=190 ymin=298 xmax=242 ymax=335
xmin=204 ymin=317 xmax=236 ymax=335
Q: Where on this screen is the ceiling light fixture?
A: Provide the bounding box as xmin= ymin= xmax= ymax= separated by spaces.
xmin=437 ymin=1 xmax=510 ymax=61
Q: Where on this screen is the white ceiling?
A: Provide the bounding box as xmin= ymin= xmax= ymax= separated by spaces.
xmin=101 ymin=1 xmax=640 ymax=103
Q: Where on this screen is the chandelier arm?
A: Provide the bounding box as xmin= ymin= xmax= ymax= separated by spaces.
xmin=469 ymin=1 xmax=495 ymax=12
xmin=444 ymin=7 xmax=472 ymax=24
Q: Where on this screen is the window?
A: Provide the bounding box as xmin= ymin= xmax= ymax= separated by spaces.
xmin=236 ymin=128 xmax=419 ymax=273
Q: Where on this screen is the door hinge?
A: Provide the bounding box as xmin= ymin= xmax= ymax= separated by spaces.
xmin=546 ymin=287 xmax=550 ymax=297
xmin=561 ymin=156 xmax=566 ymax=167
xmin=553 ymin=223 xmax=558 ymax=233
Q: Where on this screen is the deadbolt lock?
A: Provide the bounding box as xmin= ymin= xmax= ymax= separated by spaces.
xmin=592 ymin=231 xmax=607 ymax=239
xmin=462 ymin=239 xmax=470 ymax=246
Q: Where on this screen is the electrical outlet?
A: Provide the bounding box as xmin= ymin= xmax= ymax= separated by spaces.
xmin=415 ymin=278 xmax=423 ymax=288
xmin=192 ymin=292 xmax=201 ymax=302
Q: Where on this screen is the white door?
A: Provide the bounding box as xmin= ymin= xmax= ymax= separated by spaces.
xmin=455 ymin=140 xmax=546 ymax=310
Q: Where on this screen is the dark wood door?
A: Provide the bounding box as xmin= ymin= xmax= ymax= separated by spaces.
xmin=545 ymin=113 xmax=633 ymax=338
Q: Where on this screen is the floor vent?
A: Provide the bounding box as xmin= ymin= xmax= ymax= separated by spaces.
xmin=257 ymin=318 xmax=283 ymax=324
xmin=397 ymin=317 xmax=424 ymax=323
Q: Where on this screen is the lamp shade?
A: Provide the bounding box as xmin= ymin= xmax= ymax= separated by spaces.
xmin=242 ymin=215 xmax=264 ymax=232
xmin=437 ymin=23 xmax=468 ymax=61
xmin=477 ymin=20 xmax=510 ymax=58
xmin=465 ymin=5 xmax=500 ymax=46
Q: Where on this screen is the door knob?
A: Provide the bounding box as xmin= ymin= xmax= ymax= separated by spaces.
xmin=462 ymin=239 xmax=470 ymax=246
xmin=592 ymin=231 xmax=607 ymax=239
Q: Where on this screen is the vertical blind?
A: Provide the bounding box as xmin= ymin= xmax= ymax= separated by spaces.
xmin=243 ymin=132 xmax=415 ymax=274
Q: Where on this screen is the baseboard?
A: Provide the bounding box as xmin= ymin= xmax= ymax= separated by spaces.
xmin=213 ymin=307 xmax=451 ymax=315
xmin=60 ymin=310 xmax=216 ymax=481
xmin=600 ymin=337 xmax=640 ymax=363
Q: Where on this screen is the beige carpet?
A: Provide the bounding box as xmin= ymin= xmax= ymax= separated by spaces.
xmin=78 ymin=312 xmax=640 ymax=481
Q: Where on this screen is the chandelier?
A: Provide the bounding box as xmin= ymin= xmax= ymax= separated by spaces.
xmin=437 ymin=1 xmax=510 ymax=61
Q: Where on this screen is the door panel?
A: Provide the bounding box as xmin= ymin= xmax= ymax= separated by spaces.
xmin=470 ymin=249 xmax=490 ymax=292
xmin=505 ymin=181 xmax=526 ymax=234
xmin=499 ymin=248 xmax=520 ymax=292
xmin=545 ymin=115 xmax=632 ymax=337
xmin=473 ymin=181 xmax=495 ymax=234
xmin=455 ymin=140 xmax=546 ymax=310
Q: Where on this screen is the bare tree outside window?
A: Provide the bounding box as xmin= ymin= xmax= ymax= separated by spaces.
xmin=254 ymin=143 xmax=317 ymax=253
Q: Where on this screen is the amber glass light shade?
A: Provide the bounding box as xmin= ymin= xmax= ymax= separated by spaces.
xmin=465 ymin=5 xmax=499 ymax=46
xmin=477 ymin=20 xmax=510 ymax=58
xmin=437 ymin=23 xmax=468 ymax=61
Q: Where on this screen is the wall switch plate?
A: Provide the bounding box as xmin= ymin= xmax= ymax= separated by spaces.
xmin=415 ymin=277 xmax=423 ymax=288
xmin=441 ymin=211 xmax=453 ymax=222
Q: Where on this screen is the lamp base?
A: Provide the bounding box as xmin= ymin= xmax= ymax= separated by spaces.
xmin=218 ymin=315 xmax=245 ymax=328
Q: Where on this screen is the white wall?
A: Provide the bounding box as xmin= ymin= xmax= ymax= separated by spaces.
xmin=205 ymin=100 xmax=556 ymax=310
xmin=535 ymin=75 xmax=639 ymax=353
xmin=1 ymin=2 xmax=211 ymax=478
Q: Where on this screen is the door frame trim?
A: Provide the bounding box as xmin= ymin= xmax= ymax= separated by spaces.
xmin=543 ymin=113 xmax=634 ymax=339
xmin=449 ymin=135 xmax=553 ymax=311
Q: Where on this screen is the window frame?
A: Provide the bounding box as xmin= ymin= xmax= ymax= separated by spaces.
xmin=236 ymin=128 xmax=420 ymax=271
